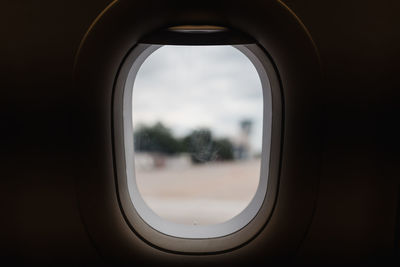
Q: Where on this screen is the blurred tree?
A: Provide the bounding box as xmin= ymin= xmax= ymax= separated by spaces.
xmin=134 ymin=122 xmax=181 ymax=154
xmin=214 ymin=138 xmax=234 ymax=161
xmin=134 ymin=123 xmax=234 ymax=163
xmin=182 ymin=129 xmax=216 ymax=164
xmin=182 ymin=129 xmax=234 ymax=163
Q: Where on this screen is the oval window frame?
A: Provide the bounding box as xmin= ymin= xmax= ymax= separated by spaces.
xmin=113 ymin=41 xmax=282 ymax=253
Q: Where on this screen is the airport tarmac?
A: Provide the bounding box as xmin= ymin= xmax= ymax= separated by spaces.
xmin=136 ymin=159 xmax=261 ymax=225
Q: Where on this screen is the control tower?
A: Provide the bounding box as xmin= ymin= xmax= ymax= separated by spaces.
xmin=235 ymin=119 xmax=252 ymax=159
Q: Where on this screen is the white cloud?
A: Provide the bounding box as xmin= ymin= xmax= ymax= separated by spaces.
xmin=132 ymin=45 xmax=264 ymax=151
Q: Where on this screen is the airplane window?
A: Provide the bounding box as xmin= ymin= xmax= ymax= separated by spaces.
xmin=118 ymin=42 xmax=274 ymax=240
xmin=132 ymin=45 xmax=263 ymax=225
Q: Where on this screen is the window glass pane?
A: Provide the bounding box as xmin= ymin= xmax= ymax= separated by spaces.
xmin=133 ymin=45 xmax=263 ymax=225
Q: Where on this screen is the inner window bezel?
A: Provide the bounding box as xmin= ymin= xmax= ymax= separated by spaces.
xmin=124 ymin=44 xmax=270 ymax=239
xmin=113 ymin=34 xmax=282 ymax=253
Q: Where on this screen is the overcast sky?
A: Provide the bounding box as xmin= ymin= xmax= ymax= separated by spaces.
xmin=132 ymin=45 xmax=263 ymax=151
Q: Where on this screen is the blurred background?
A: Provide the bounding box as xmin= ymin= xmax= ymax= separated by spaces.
xmin=132 ymin=45 xmax=264 ymax=225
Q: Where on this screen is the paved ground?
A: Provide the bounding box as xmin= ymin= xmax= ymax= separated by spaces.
xmin=136 ymin=159 xmax=260 ymax=225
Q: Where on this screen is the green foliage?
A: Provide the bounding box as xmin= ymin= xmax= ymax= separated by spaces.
xmin=182 ymin=129 xmax=216 ymax=163
xmin=134 ymin=122 xmax=181 ymax=154
xmin=134 ymin=122 xmax=234 ymax=163
xmin=214 ymin=138 xmax=234 ymax=161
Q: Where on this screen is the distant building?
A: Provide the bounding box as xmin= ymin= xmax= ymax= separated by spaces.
xmin=134 ymin=152 xmax=192 ymax=171
xmin=233 ymin=119 xmax=253 ymax=160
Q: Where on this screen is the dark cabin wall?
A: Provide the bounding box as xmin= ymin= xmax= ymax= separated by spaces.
xmin=0 ymin=0 xmax=112 ymax=264
xmin=0 ymin=0 xmax=399 ymax=265
xmin=281 ymin=1 xmax=400 ymax=264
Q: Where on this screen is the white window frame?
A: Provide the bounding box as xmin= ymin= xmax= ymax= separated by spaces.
xmin=113 ymin=43 xmax=282 ymax=253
